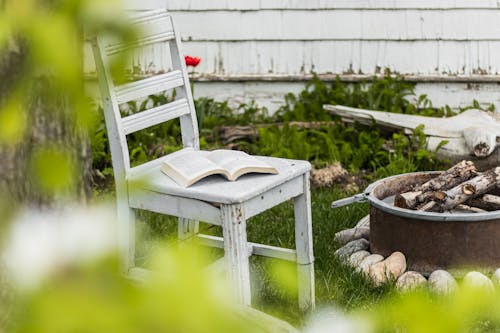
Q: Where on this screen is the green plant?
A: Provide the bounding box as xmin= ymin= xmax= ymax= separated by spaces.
xmin=253 ymin=122 xmax=387 ymax=170
xmin=10 ymin=245 xmax=272 ymax=333
xmin=257 ymin=73 xmax=494 ymax=175
xmin=90 ymin=73 xmax=496 ymax=190
xmin=275 ymin=72 xmax=438 ymax=122
xmin=374 ymin=125 xmax=449 ymax=178
xmin=196 ymin=97 xmax=271 ymax=129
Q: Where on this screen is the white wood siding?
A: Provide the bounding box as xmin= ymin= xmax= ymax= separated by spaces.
xmin=84 ymin=1 xmax=500 ymax=111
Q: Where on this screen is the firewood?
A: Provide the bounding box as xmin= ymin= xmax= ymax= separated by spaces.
xmin=465 ymin=194 xmax=500 ymax=211
xmin=394 ymin=191 xmax=422 ymax=209
xmin=433 ymin=191 xmax=447 ymax=201
xmin=218 ymin=126 xmax=258 ymax=143
xmin=417 ymin=201 xmax=437 ymax=211
xmin=454 ymin=204 xmax=487 ymax=213
xmin=417 ymin=161 xmax=477 ymax=192
xmin=395 ymin=190 xmax=444 ymax=209
xmin=394 ymin=160 xmax=477 ymax=209
xmin=418 ymin=167 xmax=500 ymax=212
xmin=218 ymin=121 xmax=337 ymax=144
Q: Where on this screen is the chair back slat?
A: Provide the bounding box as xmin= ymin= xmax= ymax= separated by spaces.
xmin=114 ymin=70 xmax=184 ymax=104
xmin=122 ymin=98 xmax=190 ymax=135
xmin=105 ymin=10 xmax=175 ymax=55
xmin=127 ymin=8 xmax=170 ymax=24
xmin=105 ymin=31 xmax=175 ymax=56
xmin=91 ymin=9 xmax=199 ymax=178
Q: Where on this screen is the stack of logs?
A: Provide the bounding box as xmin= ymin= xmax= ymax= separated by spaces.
xmin=394 ymin=161 xmax=500 ymax=213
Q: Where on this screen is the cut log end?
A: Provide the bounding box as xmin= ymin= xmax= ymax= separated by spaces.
xmin=474 ymin=142 xmax=491 ymax=157
xmin=394 ymin=191 xmax=422 ymax=209
xmin=394 ymin=194 xmax=409 ymax=209
xmin=462 ymin=184 xmax=476 ymax=196
xmin=434 ymin=191 xmax=447 ymax=201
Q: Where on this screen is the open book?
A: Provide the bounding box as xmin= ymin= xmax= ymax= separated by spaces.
xmin=160 ymin=148 xmax=278 ymax=187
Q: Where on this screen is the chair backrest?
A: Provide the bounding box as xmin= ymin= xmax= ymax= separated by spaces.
xmin=91 ymin=10 xmax=199 ymax=185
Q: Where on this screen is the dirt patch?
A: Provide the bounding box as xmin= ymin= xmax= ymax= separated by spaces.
xmin=311 ymin=163 xmax=361 ymax=192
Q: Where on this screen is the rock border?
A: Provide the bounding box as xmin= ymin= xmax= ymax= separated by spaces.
xmin=335 ymin=214 xmax=499 ymax=293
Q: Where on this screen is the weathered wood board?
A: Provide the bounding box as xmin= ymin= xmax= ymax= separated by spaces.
xmin=324 ymin=104 xmax=500 ymax=168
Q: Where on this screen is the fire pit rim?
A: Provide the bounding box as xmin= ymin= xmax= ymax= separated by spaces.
xmin=365 ymin=171 xmax=500 ymax=222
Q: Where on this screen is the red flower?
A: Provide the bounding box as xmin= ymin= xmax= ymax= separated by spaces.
xmin=184 ymin=56 xmax=201 ymax=67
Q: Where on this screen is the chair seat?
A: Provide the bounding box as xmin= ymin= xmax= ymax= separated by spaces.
xmin=128 ymin=155 xmax=311 ymax=204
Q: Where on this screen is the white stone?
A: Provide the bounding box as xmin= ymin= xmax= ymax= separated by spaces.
xmin=335 ymin=238 xmax=369 ymax=260
xmin=463 ymin=271 xmax=495 ymax=292
xmin=2 ymin=205 xmax=118 ymax=290
xmin=396 ymin=271 xmax=427 ymax=292
xmin=492 ymin=268 xmax=500 ymax=285
xmin=428 ymin=270 xmax=458 ymax=295
xmin=368 ymin=252 xmax=406 ymax=286
xmin=334 ymin=227 xmax=370 ymax=246
xmin=358 ymin=254 xmax=384 ymax=273
xmin=348 ymin=250 xmax=370 ymax=267
xmin=355 ymin=215 xmax=370 ymax=229
xmin=303 ymin=307 xmax=372 ymax=333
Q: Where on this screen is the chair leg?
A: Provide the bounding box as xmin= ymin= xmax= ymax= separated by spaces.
xmin=221 ymin=203 xmax=251 ymax=306
xmin=178 ymin=218 xmax=199 ymax=241
xmin=117 ymin=203 xmax=136 ymax=274
xmin=294 ymin=173 xmax=316 ymax=312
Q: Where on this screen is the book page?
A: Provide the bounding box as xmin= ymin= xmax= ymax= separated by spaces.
xmin=206 ymin=150 xmax=278 ymax=180
xmin=161 ymin=148 xmax=226 ymax=186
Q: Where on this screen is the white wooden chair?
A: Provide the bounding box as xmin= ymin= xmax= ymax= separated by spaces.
xmin=91 ymin=9 xmax=315 ymax=311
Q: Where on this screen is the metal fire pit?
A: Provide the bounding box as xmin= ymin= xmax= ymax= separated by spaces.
xmin=333 ymin=171 xmax=500 ymax=274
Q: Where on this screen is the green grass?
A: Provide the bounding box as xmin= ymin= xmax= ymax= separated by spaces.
xmin=88 ymin=75 xmax=475 ymax=325
xmin=132 ymin=186 xmax=395 ymax=325
xmin=246 ymin=187 xmax=395 ymax=324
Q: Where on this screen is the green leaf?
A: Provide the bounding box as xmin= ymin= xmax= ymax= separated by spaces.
xmin=30 ymin=147 xmax=75 ymax=194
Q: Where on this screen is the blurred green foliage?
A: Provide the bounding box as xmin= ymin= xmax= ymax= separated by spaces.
xmin=368 ymin=287 xmax=500 ymax=333
xmin=0 ymin=0 xmax=136 ymax=132
xmin=0 ymin=0 xmax=138 ymax=197
xmin=11 ymin=245 xmax=273 ymax=333
xmin=3 ymin=2 xmax=500 ymax=332
xmin=29 ymin=147 xmax=76 ymax=193
xmin=11 ymin=238 xmax=500 ymax=333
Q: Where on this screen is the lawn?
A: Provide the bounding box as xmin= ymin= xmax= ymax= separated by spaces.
xmin=91 ymin=73 xmax=490 ymax=325
xmin=131 ymin=185 xmax=390 ymax=324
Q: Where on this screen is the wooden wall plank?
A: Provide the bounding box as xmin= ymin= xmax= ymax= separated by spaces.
xmin=85 ymin=40 xmax=500 ymax=76
xmin=85 ymin=4 xmax=500 ymax=77
xmin=166 ymin=10 xmax=500 ymax=41
xmin=124 ymin=0 xmax=500 ymax=11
